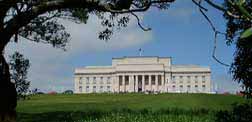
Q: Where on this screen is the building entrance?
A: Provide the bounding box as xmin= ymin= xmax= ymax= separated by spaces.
xmin=138 ymin=75 xmax=142 ymax=92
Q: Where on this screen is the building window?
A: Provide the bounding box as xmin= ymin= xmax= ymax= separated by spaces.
xmin=158 ymin=75 xmax=162 ymax=85
xmin=100 ymin=77 xmax=103 ymax=84
xmin=86 ymin=77 xmax=89 ymax=84
xmin=172 ymin=76 xmax=176 ymax=83
xmin=202 ymin=84 xmax=206 ymax=91
xmin=125 ymin=75 xmax=129 ymax=85
xmin=195 ymin=85 xmax=198 ymax=88
xmin=187 ymin=85 xmax=191 ymax=92
xmin=79 ymin=86 xmax=82 ymax=92
xmin=119 ymin=76 xmax=123 ymax=86
xmin=79 ymin=77 xmax=82 ymax=84
xmin=107 ymin=77 xmax=111 ymax=84
xmin=138 ymin=75 xmax=142 ymax=82
xmin=172 ymin=85 xmax=176 ymax=91
xmin=93 ymin=77 xmax=96 ymax=84
xmin=107 ymin=86 xmax=111 ymax=91
xmin=125 ymin=80 xmax=129 ymax=85
xmin=187 ymin=76 xmax=191 ymax=83
xmin=93 ymin=86 xmax=96 ymax=92
xmin=86 ymin=86 xmax=89 ymax=92
xmin=195 ymin=76 xmax=198 ymax=83
xmin=151 ymin=75 xmax=155 ymax=85
xmin=145 ymin=75 xmax=149 ymax=85
xmin=179 ymin=85 xmax=183 ymax=92
xmin=125 ymin=81 xmax=129 ymax=85
xmin=202 ymin=76 xmax=206 ymax=83
xmin=179 ymin=76 xmax=183 ymax=83
xmin=100 ymin=86 xmax=103 ymax=92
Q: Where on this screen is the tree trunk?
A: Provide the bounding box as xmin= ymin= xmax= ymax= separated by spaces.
xmin=0 ymin=53 xmax=17 ymax=122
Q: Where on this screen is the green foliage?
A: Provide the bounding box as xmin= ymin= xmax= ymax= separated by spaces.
xmin=9 ymin=52 xmax=30 ymax=100
xmin=19 ymin=12 xmax=70 ymax=51
xmin=231 ymin=37 xmax=252 ymax=98
xmin=223 ymin=0 xmax=252 ymax=98
xmin=17 ymin=111 xmax=214 ymax=122
xmin=62 ymin=90 xmax=74 ymax=94
xmin=235 ymin=0 xmax=252 ymax=20
xmin=215 ymin=102 xmax=252 ymax=122
xmin=240 ymin=27 xmax=252 ymax=39
xmin=16 ymin=93 xmax=247 ymax=122
xmin=70 ymin=8 xmax=89 ymax=24
xmin=17 ymin=94 xmax=245 ymax=113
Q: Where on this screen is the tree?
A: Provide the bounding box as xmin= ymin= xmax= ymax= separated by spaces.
xmin=0 ymin=0 xmax=175 ymax=121
xmin=195 ymin=0 xmax=252 ymax=98
xmin=222 ymin=0 xmax=252 ymax=98
xmin=9 ymin=52 xmax=30 ymax=100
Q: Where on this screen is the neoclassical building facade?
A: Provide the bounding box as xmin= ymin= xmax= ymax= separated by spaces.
xmin=74 ymin=56 xmax=211 ymax=93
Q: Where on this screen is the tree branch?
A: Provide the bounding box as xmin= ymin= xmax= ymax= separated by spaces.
xmin=192 ymin=0 xmax=208 ymax=11
xmin=1 ymin=0 xmax=176 ymax=50
xmin=204 ymin=0 xmax=241 ymax=19
xmin=196 ymin=0 xmax=230 ymax=67
xmin=131 ymin=12 xmax=151 ymax=31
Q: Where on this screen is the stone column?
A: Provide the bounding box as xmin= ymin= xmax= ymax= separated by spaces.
xmin=161 ymin=75 xmax=165 ymax=93
xmin=122 ymin=75 xmax=125 ymax=92
xmin=116 ymin=75 xmax=120 ymax=93
xmin=135 ymin=75 xmax=138 ymax=92
xmin=133 ymin=75 xmax=135 ymax=92
xmin=155 ymin=75 xmax=158 ymax=92
xmin=129 ymin=75 xmax=133 ymax=92
xmin=142 ymin=75 xmax=145 ymax=92
xmin=148 ymin=75 xmax=151 ymax=92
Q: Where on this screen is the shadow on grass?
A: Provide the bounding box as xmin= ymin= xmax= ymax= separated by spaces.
xmin=17 ymin=108 xmax=213 ymax=122
xmin=18 ymin=111 xmax=105 ymax=122
xmin=215 ymin=102 xmax=252 ymax=122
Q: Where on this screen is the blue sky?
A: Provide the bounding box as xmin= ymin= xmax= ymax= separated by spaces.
xmin=6 ymin=0 xmax=240 ymax=93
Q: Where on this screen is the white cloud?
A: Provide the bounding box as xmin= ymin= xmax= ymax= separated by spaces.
xmin=5 ymin=15 xmax=153 ymax=92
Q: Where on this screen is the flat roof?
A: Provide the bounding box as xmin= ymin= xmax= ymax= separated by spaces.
xmin=112 ymin=56 xmax=172 ymax=59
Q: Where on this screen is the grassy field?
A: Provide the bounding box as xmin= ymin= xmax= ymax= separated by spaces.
xmin=17 ymin=93 xmax=246 ymax=122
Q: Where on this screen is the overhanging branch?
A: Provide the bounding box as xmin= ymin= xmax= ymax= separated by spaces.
xmin=204 ymin=0 xmax=241 ymax=19
xmin=194 ymin=0 xmax=231 ymax=67
xmin=131 ymin=12 xmax=151 ymax=31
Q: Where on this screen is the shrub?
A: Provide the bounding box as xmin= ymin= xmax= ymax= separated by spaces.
xmin=215 ymin=102 xmax=252 ymax=122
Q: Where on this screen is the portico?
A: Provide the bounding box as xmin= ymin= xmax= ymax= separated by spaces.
xmin=115 ymin=73 xmax=165 ymax=93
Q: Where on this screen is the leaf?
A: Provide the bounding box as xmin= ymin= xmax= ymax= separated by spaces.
xmin=236 ymin=0 xmax=252 ymax=20
xmin=240 ymin=27 xmax=252 ymax=39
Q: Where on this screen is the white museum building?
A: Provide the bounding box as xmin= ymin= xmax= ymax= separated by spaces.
xmin=74 ymin=56 xmax=211 ymax=93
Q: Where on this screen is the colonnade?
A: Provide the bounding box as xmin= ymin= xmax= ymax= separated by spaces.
xmin=114 ymin=74 xmax=165 ymax=93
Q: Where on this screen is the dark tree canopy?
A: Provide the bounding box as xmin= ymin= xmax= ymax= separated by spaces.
xmin=222 ymin=0 xmax=252 ymax=98
xmin=9 ymin=52 xmax=30 ymax=100
xmin=0 ymin=1 xmax=176 ymax=121
xmin=192 ymin=0 xmax=252 ymax=98
xmin=0 ymin=0 xmax=175 ymax=51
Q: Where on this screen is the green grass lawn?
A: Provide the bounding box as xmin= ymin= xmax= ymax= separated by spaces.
xmin=17 ymin=93 xmax=246 ymax=122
